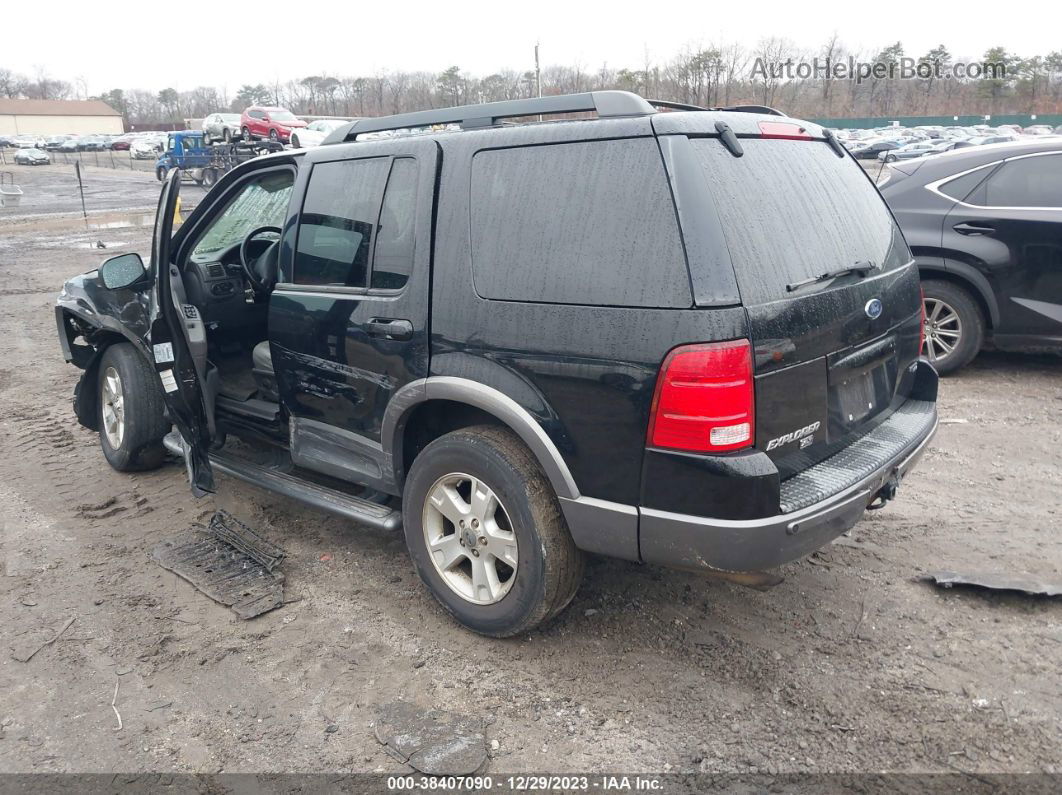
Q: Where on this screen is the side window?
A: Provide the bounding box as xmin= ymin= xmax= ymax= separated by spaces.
xmin=938 ymin=165 xmax=994 ymax=202
xmin=371 ymin=158 xmax=418 ymax=290
xmin=294 ymin=157 xmax=389 ymax=287
xmin=469 ymin=138 xmax=690 ymax=308
xmin=983 ymin=155 xmax=1062 ymax=208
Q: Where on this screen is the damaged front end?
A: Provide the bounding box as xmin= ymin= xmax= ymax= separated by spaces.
xmin=56 ymin=270 xmax=153 ymax=432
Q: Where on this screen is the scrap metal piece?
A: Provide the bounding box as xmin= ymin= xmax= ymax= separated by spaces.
xmin=374 ymin=702 xmax=487 ymax=775
xmin=152 ymin=531 xmax=285 ymax=619
xmin=919 ymin=571 xmax=1062 ymax=598
xmin=208 ymin=510 xmax=286 ymax=572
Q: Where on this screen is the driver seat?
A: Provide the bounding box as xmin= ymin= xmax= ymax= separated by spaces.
xmin=252 ymin=340 xmax=279 ymax=402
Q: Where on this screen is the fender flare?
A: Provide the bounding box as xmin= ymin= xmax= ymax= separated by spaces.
xmin=916 ymin=257 xmax=999 ymax=328
xmin=381 ymin=376 xmax=580 ymax=500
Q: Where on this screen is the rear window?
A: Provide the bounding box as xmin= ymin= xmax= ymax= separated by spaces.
xmin=470 ymin=138 xmax=691 ymax=308
xmin=690 ymin=138 xmax=910 ymax=305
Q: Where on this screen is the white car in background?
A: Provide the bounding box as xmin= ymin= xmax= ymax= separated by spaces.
xmin=290 ymin=119 xmax=350 ymax=148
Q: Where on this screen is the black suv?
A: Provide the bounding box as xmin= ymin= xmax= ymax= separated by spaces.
xmin=880 ymin=139 xmax=1062 ymax=373
xmin=56 ymin=92 xmax=938 ymax=636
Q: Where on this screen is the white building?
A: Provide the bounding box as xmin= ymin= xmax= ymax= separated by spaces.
xmin=0 ymin=99 xmax=123 ymax=137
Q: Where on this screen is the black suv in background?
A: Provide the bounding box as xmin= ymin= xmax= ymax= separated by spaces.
xmin=56 ymin=92 xmax=938 ymax=636
xmin=881 ymin=139 xmax=1062 ymax=373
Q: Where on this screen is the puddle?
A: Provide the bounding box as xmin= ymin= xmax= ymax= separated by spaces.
xmin=86 ymin=214 xmax=155 ymax=230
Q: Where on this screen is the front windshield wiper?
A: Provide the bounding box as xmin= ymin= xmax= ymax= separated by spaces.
xmin=786 ymin=261 xmax=877 ymax=293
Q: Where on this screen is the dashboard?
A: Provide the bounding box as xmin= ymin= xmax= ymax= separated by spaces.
xmin=181 ymin=239 xmax=272 ymax=328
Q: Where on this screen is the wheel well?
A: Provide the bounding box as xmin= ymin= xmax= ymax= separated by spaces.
xmin=919 ymin=269 xmax=993 ymax=330
xmin=400 ymin=400 xmax=502 ymax=480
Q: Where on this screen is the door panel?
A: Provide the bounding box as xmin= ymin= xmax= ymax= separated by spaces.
xmin=270 ymin=140 xmax=438 ymax=490
xmin=943 ymin=205 xmax=1062 ymax=337
xmin=148 ymin=170 xmax=215 ymax=494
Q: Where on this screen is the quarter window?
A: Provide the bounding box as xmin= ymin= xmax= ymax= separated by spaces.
xmin=470 ymin=139 xmax=690 ymax=308
xmin=294 ymin=158 xmax=390 ymax=287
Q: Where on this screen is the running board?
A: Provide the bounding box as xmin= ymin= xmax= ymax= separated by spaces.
xmin=163 ymin=432 xmax=402 ymax=531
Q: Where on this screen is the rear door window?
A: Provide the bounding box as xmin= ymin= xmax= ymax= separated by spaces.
xmin=470 ymin=138 xmax=690 ymax=308
xmin=294 ymin=157 xmax=390 ymax=287
xmin=982 ymin=154 xmax=1062 ymax=208
xmin=689 ymin=138 xmax=910 ymax=305
xmin=370 ymin=157 xmax=418 ymax=290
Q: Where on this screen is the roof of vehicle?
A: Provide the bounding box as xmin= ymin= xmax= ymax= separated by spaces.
xmin=890 ymin=137 xmax=1062 ymax=181
xmin=320 ymin=90 xmax=819 ymax=147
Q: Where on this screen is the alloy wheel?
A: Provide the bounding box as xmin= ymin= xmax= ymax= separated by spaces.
xmin=101 ymin=366 xmax=125 ymax=449
xmin=422 ymin=472 xmax=518 ymax=605
xmin=923 ymin=297 xmax=962 ymax=363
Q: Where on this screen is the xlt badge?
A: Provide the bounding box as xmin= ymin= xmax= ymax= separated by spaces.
xmin=766 ymin=421 xmax=821 ymax=451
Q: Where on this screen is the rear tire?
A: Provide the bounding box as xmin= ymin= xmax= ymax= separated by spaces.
xmin=921 ymin=279 xmax=984 ymax=375
xmin=98 ymin=343 xmax=170 ymax=471
xmin=402 ymin=425 xmax=584 ymax=637
xmin=223 ymin=128 xmax=231 ymax=143
xmin=269 ymin=129 xmax=279 ymax=142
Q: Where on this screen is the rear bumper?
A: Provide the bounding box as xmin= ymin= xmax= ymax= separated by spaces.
xmin=638 ymin=395 xmax=937 ymax=572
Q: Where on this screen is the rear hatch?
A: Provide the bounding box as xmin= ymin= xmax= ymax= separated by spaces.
xmin=662 ymin=115 xmax=923 ymax=479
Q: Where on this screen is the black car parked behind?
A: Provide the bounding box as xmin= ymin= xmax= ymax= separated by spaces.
xmin=881 ymin=139 xmax=1062 ymax=373
xmin=56 ymin=92 xmax=938 ymax=635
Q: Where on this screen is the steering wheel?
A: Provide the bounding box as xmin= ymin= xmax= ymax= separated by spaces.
xmin=239 ymin=225 xmax=282 ymax=293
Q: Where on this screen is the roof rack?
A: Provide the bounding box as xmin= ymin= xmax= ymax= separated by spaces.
xmin=328 ymin=90 xmax=657 ymax=143
xmin=647 ymin=98 xmax=786 ymax=117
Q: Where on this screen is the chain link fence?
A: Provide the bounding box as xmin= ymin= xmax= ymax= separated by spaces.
xmin=0 ymin=146 xmax=158 ymax=172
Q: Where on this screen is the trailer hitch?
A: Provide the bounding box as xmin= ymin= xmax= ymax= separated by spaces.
xmin=867 ymin=474 xmax=900 ymax=510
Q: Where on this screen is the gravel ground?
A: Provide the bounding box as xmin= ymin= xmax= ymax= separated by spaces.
xmin=0 ymin=165 xmax=1060 ymax=778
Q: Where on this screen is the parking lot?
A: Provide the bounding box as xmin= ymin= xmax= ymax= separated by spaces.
xmin=0 ymin=163 xmax=1060 ymax=777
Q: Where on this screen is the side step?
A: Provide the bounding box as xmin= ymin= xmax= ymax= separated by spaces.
xmin=163 ymin=431 xmax=402 ymax=531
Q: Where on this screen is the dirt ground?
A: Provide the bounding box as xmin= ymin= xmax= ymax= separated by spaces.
xmin=1 ymin=164 xmax=1060 ymax=777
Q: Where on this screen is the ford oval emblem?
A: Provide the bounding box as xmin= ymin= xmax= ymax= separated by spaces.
xmin=865 ymin=298 xmax=883 ymax=319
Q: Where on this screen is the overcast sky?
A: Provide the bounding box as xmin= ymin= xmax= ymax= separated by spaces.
xmin=10 ymin=0 xmax=1049 ymax=96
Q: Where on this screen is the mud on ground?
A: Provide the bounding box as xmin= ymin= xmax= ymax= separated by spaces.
xmin=1 ymin=166 xmax=1060 ymax=776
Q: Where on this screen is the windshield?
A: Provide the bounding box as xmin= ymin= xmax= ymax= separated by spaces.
xmin=689 ymin=137 xmax=910 ymax=304
xmin=190 ymin=171 xmax=295 ymax=261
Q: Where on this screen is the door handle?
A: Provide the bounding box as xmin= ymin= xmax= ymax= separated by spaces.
xmin=366 ymin=317 xmax=413 ymax=341
xmin=953 ymin=222 xmax=995 ymax=236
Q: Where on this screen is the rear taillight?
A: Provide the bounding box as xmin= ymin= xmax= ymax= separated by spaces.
xmin=647 ymin=340 xmax=755 ymax=453
xmin=919 ymin=285 xmax=926 ymax=354
xmin=758 ymin=121 xmax=813 ymax=140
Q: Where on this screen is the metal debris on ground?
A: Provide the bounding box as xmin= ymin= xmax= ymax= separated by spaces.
xmin=208 ymin=510 xmax=286 ymax=572
xmin=919 ymin=571 xmax=1062 ymax=598
xmin=374 ymin=701 xmax=488 ymax=775
xmin=152 ymin=527 xmax=285 ymax=620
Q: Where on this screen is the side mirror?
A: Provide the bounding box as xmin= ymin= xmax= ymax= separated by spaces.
xmin=99 ymin=252 xmax=148 ymax=290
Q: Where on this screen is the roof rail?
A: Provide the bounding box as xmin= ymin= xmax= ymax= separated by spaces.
xmin=647 ymin=98 xmax=786 ymax=117
xmin=717 ymin=104 xmax=785 ymax=116
xmin=325 ymin=90 xmax=656 ymax=144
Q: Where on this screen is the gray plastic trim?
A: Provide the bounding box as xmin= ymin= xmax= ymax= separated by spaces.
xmin=558 ymin=496 xmax=639 ymax=561
xmin=381 ymin=376 xmax=580 ymax=500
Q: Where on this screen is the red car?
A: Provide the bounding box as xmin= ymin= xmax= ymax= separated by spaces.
xmin=240 ymin=106 xmax=307 ymax=143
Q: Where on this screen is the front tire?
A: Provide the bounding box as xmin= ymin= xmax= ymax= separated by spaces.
xmin=921 ymin=279 xmax=984 ymax=375
xmin=98 ymin=343 xmax=169 ymax=471
xmin=269 ymin=129 xmax=279 ymax=142
xmin=223 ymin=128 xmax=231 ymax=143
xmin=242 ymin=126 xmax=252 ymax=141
xmin=156 ymin=166 xmax=167 ymax=182
xmin=402 ymin=425 xmax=584 ymax=637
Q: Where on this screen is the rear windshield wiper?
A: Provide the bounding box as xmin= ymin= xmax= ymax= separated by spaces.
xmin=786 ymin=261 xmax=877 ymax=292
